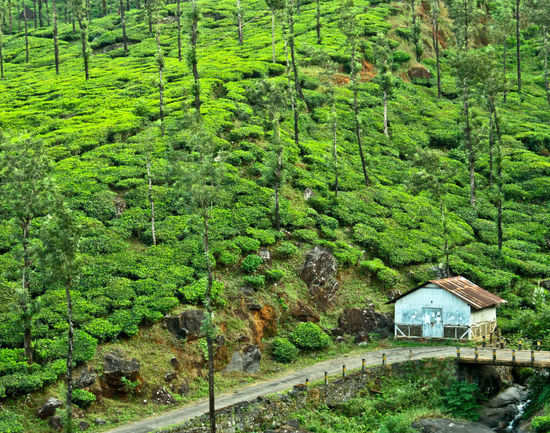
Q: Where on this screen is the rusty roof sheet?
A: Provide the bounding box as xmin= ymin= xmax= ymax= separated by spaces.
xmin=388 ymin=276 xmax=506 ymax=310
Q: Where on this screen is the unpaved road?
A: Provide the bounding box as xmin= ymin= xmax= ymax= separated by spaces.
xmin=105 ymin=346 xmax=458 ymax=433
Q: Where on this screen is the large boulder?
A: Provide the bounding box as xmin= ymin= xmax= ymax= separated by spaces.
xmin=300 ymin=247 xmax=339 ymax=309
xmin=74 ymin=367 xmax=97 ymax=389
xmin=102 ymin=351 xmax=140 ymax=395
xmin=291 ymin=302 xmax=320 ymax=323
xmin=337 ymin=304 xmax=394 ymax=339
xmin=151 ymin=386 xmax=176 ymax=405
xmin=479 ymin=385 xmax=527 ymax=430
xmin=408 ymin=65 xmax=432 ymax=81
xmin=165 ymin=309 xmax=205 ymax=340
xmin=224 ymin=345 xmax=261 ymax=374
xmin=413 ymin=418 xmax=495 ymax=433
xmin=37 ymin=397 xmax=63 ymax=419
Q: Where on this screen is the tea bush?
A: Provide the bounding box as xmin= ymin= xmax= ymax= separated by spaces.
xmin=290 ymin=323 xmax=331 ymax=351
xmin=271 ymin=337 xmax=299 ymax=363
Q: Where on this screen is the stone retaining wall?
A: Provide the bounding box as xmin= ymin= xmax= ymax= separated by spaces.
xmin=155 ymin=359 xmax=458 ymax=433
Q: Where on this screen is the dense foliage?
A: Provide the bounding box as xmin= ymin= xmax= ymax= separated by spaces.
xmin=0 ymin=0 xmax=548 ymax=418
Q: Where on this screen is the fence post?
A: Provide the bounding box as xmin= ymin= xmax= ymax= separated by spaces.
xmin=409 ymin=349 xmax=413 ymax=361
xmin=362 ymin=358 xmax=366 ymax=374
xmin=382 ymin=353 xmax=387 ymax=367
xmin=538 ymin=341 xmax=542 ymax=351
xmin=512 ymin=349 xmax=516 ymax=363
xmin=518 ymin=340 xmax=523 ymax=351
xmin=493 ymin=348 xmax=497 ymax=363
xmin=475 ymin=347 xmax=479 ymax=361
xmin=324 ymin=371 xmax=328 ymax=386
xmin=342 ymin=364 xmax=346 ymax=378
xmin=305 ymin=378 xmax=309 ymax=387
xmin=456 ymin=347 xmax=461 ymax=360
xmin=482 ymin=336 xmax=486 ymax=348
xmin=531 ymin=350 xmax=535 ymax=365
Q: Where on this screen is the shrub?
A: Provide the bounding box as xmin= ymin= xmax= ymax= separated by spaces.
xmin=218 ymin=250 xmax=240 ymax=266
xmin=83 ymin=318 xmax=121 ymax=342
xmin=442 ymin=381 xmax=482 ymax=420
xmin=532 ymin=415 xmax=550 ymax=433
xmin=272 ymin=338 xmax=299 ymax=363
xmin=72 ymin=389 xmax=96 ymax=409
xmin=234 ymin=236 xmax=261 ymax=253
xmin=246 ymin=227 xmax=277 ymax=245
xmin=275 ymin=242 xmax=298 ymax=258
xmin=266 ymin=268 xmax=285 ymax=282
xmin=294 ymin=229 xmax=318 ymax=243
xmin=377 ymin=413 xmax=418 ymax=433
xmin=392 ymin=50 xmax=411 ymax=64
xmin=290 ymin=323 xmax=331 ymax=351
xmin=241 ymin=254 xmax=263 ymax=273
xmin=180 ymin=278 xmax=224 ymax=305
xmin=243 ymin=275 xmax=265 ymax=289
xmin=0 ymin=410 xmax=24 ymax=433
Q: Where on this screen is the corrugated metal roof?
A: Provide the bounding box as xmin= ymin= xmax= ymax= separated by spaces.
xmin=388 ymin=276 xmax=506 ymax=310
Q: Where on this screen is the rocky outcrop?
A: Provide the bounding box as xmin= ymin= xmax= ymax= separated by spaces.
xmin=336 ymin=304 xmax=394 ymax=340
xmin=165 ymin=309 xmax=206 ymax=340
xmin=408 ymin=65 xmax=432 ymax=81
xmin=413 ymin=418 xmax=495 ymax=433
xmin=224 ymin=345 xmax=261 ymax=374
xmin=291 ymin=302 xmax=320 ymax=323
xmin=259 ymin=248 xmax=271 ymax=264
xmin=300 ymin=247 xmax=339 ymax=309
xmin=479 ymin=385 xmax=528 ymax=431
xmin=102 ymin=351 xmax=140 ymax=395
xmin=37 ymin=397 xmax=63 ymax=419
xmin=151 ymin=386 xmax=176 ymax=405
xmin=458 ymin=364 xmax=513 ymax=397
xmin=250 ymin=305 xmax=277 ymax=347
xmin=75 ymin=367 xmax=97 ymax=389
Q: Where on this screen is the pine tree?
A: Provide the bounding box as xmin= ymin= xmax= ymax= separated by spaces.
xmin=0 ymin=134 xmax=54 ymax=364
xmin=490 ymin=0 xmax=513 ymax=103
xmin=40 ymin=204 xmax=81 ymax=433
xmin=341 ymin=0 xmax=369 ymax=187
xmin=52 ymin=0 xmax=59 ymax=74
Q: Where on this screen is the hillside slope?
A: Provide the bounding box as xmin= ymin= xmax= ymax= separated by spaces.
xmin=0 ymin=0 xmax=549 ymax=430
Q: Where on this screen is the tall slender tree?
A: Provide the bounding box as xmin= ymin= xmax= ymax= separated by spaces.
xmin=490 ymin=0 xmax=513 ymax=103
xmin=154 ymin=0 xmax=164 ymax=135
xmin=430 ymin=0 xmax=441 ymax=97
xmin=0 ymin=134 xmax=53 ymax=364
xmin=515 ymin=0 xmax=521 ymax=94
xmin=52 ymin=0 xmax=59 ymax=74
xmin=285 ymin=0 xmax=303 ymax=100
xmin=315 ymin=0 xmax=321 ymax=44
xmin=40 ymin=204 xmax=81 ymax=433
xmin=0 ymin=0 xmax=4 ymax=79
xmin=265 ymin=0 xmax=283 ymax=63
xmin=236 ymin=0 xmax=243 ymax=45
xmin=74 ymin=0 xmax=90 ymax=79
xmin=528 ymin=0 xmax=550 ymax=103
xmin=24 ymin=2 xmax=29 ymax=63
xmin=342 ymin=0 xmax=369 ymax=187
xmin=189 ymin=0 xmax=201 ymax=116
xmin=120 ymin=0 xmax=128 ymax=55
xmin=176 ymin=0 xmax=181 ymax=60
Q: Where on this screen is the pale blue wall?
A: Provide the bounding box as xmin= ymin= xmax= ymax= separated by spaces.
xmin=395 ymin=284 xmax=471 ymax=326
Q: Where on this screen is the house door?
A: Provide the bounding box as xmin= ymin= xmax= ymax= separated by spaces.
xmin=422 ymin=308 xmax=443 ymax=338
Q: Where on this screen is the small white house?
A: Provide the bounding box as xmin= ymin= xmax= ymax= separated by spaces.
xmin=389 ymin=276 xmax=506 ymax=340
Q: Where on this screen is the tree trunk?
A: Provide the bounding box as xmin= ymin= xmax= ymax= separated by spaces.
xmin=503 ymin=42 xmax=507 ymax=103
xmin=271 ymin=9 xmax=275 ymax=63
xmin=45 ymin=0 xmax=49 ymax=26
xmin=38 ymin=0 xmax=43 ymax=26
xmin=155 ymin=30 xmax=164 ymax=136
xmin=488 ymin=111 xmax=494 ymax=187
xmin=176 ymin=0 xmax=182 ymax=61
xmin=441 ymin=200 xmax=450 ymax=277
xmin=65 ymin=279 xmax=74 ymax=433
xmin=33 ymin=0 xmax=37 ymax=28
xmin=202 ymin=214 xmax=216 ymax=433
xmin=287 ymin=1 xmax=304 ymax=101
xmin=22 ymin=220 xmax=33 ymax=364
xmin=316 ymin=0 xmax=321 ymax=45
xmin=515 ymin=0 xmax=521 ymax=94
xmin=432 ymin=3 xmax=441 ymax=98
xmin=489 ymin=98 xmax=503 ymax=254
xmin=8 ymin=0 xmax=12 ymax=33
xmin=147 ymin=0 xmax=152 ymax=34
xmin=53 ymin=0 xmax=59 ymax=74
xmin=350 ymin=39 xmax=368 ymax=187
xmin=331 ymin=97 xmax=338 ymax=199
xmin=102 ymin=0 xmax=106 ymax=16
xmin=126 ymin=0 xmax=129 ymax=11
xmin=273 ymin=113 xmax=282 ymax=231
xmin=146 ymin=155 xmax=157 ymax=245
xmin=0 ymin=10 xmax=4 ymax=79
xmin=120 ymin=0 xmax=127 ymax=55
xmin=77 ymin=4 xmax=89 ymax=80
xmin=236 ymin=0 xmax=243 ymax=45
xmin=24 ymin=5 xmax=29 ymax=63
xmin=284 ymin=27 xmax=299 ymax=150
xmin=544 ymin=25 xmax=549 ymax=105
xmin=383 ymin=90 xmax=389 ymax=138
xmin=463 ymin=81 xmax=475 ymax=207
xmin=190 ymin=0 xmax=201 ymax=117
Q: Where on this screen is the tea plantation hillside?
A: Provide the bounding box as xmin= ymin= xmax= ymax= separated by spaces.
xmin=0 ymin=0 xmax=550 ymax=430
